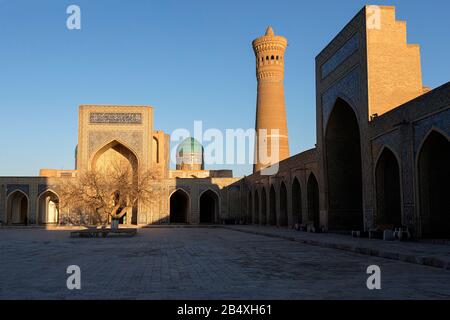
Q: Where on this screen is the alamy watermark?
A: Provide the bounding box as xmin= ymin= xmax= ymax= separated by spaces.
xmin=170 ymin=121 xmax=281 ymax=175
xmin=66 ymin=265 xmax=81 ymax=290
xmin=367 ymin=5 xmax=381 ymax=30
xmin=366 ymin=265 xmax=381 ymax=290
xmin=66 ymin=5 xmax=81 ymax=30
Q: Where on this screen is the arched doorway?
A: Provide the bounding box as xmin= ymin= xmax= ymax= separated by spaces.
xmin=38 ymin=191 xmax=60 ymax=224
xmin=307 ymin=173 xmax=320 ymax=231
xmin=91 ymin=140 xmax=139 ymax=225
xmin=280 ymin=182 xmax=288 ymax=226
xmin=325 ymin=98 xmax=363 ymax=231
xmin=200 ymin=190 xmax=219 ymax=223
xmin=247 ymin=192 xmax=253 ymax=224
xmin=375 ymin=148 xmax=402 ymax=228
xmin=261 ymin=188 xmax=267 ymax=225
xmin=418 ymin=131 xmax=450 ymax=238
xmin=7 ymin=191 xmax=28 ymax=225
xmin=92 ymin=140 xmax=138 ymax=173
xmin=269 ymin=185 xmax=276 ymax=225
xmin=292 ymin=177 xmax=302 ymax=225
xmin=170 ymin=189 xmax=189 ymax=223
xmin=254 ymin=190 xmax=260 ymax=224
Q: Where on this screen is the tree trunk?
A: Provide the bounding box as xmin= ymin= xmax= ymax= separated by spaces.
xmin=111 ymin=219 xmax=119 ymax=230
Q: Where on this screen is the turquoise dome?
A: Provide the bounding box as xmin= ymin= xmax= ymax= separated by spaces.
xmin=176 ymin=137 xmax=203 ymax=155
xmin=176 ymin=138 xmax=204 ymax=170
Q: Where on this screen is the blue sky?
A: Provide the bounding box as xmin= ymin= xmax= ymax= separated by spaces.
xmin=0 ymin=0 xmax=448 ymax=177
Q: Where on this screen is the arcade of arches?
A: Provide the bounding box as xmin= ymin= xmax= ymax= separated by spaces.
xmin=1 ymin=101 xmax=447 ymax=239
xmin=168 ymin=188 xmax=220 ymax=224
xmin=0 ymin=7 xmax=449 ymax=242
xmin=239 ymin=96 xmax=448 ymax=240
xmin=5 ymin=190 xmax=60 ymax=225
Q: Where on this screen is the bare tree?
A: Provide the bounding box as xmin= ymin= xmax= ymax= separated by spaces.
xmin=59 ymin=159 xmax=161 ymax=228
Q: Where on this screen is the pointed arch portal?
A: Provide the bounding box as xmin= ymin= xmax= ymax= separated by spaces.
xmin=91 ymin=140 xmax=139 ymax=224
xmin=247 ymin=192 xmax=253 ymax=224
xmin=38 ymin=191 xmax=60 ymax=224
xmin=375 ymin=148 xmax=401 ymax=228
xmin=292 ymin=177 xmax=302 ymax=225
xmin=261 ymin=188 xmax=267 ymax=225
xmin=280 ymin=182 xmax=288 ymax=226
xmin=307 ymin=173 xmax=320 ymax=231
xmin=269 ymin=185 xmax=276 ymax=226
xmin=325 ymin=98 xmax=363 ymax=231
xmin=91 ymin=140 xmax=138 ymax=174
xmin=418 ymin=131 xmax=450 ymax=238
xmin=254 ymin=190 xmax=260 ymax=224
xmin=170 ymin=189 xmax=189 ymax=223
xmin=7 ymin=191 xmax=28 ymax=225
xmin=200 ymin=190 xmax=219 ymax=224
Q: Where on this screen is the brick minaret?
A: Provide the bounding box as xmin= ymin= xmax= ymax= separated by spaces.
xmin=252 ymin=26 xmax=290 ymax=173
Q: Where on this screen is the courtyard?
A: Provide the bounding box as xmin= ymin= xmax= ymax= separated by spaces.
xmin=0 ymin=227 xmax=449 ymax=299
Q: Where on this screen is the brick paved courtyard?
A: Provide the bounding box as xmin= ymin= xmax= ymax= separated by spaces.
xmin=1 ymin=227 xmax=450 ymax=299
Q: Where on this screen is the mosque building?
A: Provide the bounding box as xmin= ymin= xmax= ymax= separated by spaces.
xmin=0 ymin=6 xmax=448 ymax=239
